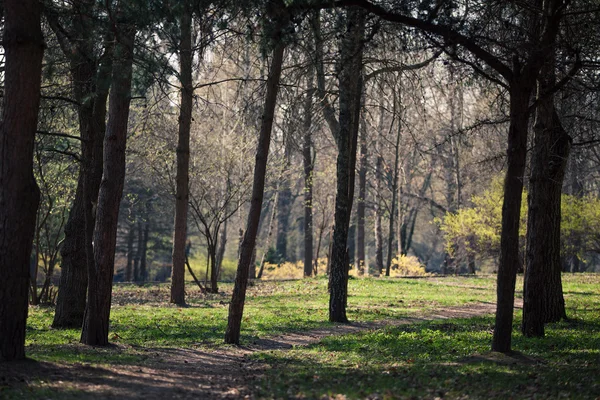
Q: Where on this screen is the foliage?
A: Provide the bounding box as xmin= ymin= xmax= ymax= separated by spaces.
xmin=261 ymin=260 xmax=305 ymax=279
xmin=439 ymin=176 xmax=600 ymax=268
xmin=389 ymin=254 xmax=429 ymax=276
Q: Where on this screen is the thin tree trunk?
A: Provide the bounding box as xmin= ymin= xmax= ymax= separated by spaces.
xmin=134 ymin=220 xmax=143 ymax=282
xmin=373 ymin=105 xmax=384 ymax=276
xmin=81 ymin=25 xmax=135 ymax=346
xmin=491 ymin=85 xmax=533 ymax=353
xmin=224 ymin=5 xmax=287 ymax=344
xmin=356 ymin=119 xmax=367 ymax=275
xmin=171 ymin=5 xmax=193 ymax=305
xmin=216 ymin=219 xmax=228 ymax=276
xmin=276 ymin=147 xmax=292 ymax=262
xmin=385 ymin=98 xmax=402 ymax=276
xmin=257 ymin=190 xmax=279 ymax=279
xmin=303 ymin=76 xmax=315 ymax=277
xmin=0 ymin=0 xmax=44 ymax=361
xmin=125 ymin=222 xmax=135 ymax=281
xmin=140 ymin=217 xmax=150 ymax=282
xmin=329 ymin=8 xmax=365 ymax=323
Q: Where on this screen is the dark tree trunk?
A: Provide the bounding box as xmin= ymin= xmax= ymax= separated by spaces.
xmin=81 ymin=26 xmax=135 ymax=346
xmin=276 ymin=163 xmax=292 ymax=262
xmin=134 ymin=220 xmax=143 ymax=282
xmin=125 ymin=222 xmax=135 ymax=281
xmin=385 ymin=102 xmax=402 ymax=277
xmin=0 ymin=0 xmax=44 ymax=361
xmin=53 ymin=178 xmax=88 ymax=327
xmin=209 ymin=243 xmax=218 ymax=293
xmin=224 ymin=3 xmax=287 ymax=344
xmin=303 ymin=76 xmax=315 ymax=277
xmin=522 ymin=54 xmax=569 ymax=337
xmin=140 ymin=217 xmax=150 ymax=282
xmin=51 ymin=9 xmax=113 ymax=330
xmin=171 ymin=5 xmax=193 ymax=305
xmin=329 ymin=8 xmax=364 ymax=323
xmin=492 ymin=85 xmax=533 ymax=353
xmin=356 ymin=120 xmax=367 ymax=275
xmin=374 ymin=140 xmax=384 ymax=276
xmin=492 ymin=0 xmax=565 ymax=353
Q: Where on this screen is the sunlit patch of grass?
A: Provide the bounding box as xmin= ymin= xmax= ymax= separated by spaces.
xmin=253 ymin=274 xmax=600 ymax=399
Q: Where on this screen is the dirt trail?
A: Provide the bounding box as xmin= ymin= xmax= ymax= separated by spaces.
xmin=0 ymin=301 xmax=517 ymax=400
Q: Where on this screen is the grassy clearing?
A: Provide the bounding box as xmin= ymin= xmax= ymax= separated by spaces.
xmin=253 ymin=274 xmax=600 ymax=399
xmin=13 ymin=274 xmax=600 ymax=399
xmin=24 ymin=275 xmax=499 ymax=362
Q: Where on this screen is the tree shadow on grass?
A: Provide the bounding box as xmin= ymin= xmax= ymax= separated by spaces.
xmin=254 ymin=316 xmax=600 ymax=399
xmin=0 ymin=346 xmax=256 ymax=399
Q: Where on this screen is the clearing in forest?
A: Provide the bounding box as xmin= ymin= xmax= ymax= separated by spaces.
xmin=1 ymin=275 xmax=599 ymax=399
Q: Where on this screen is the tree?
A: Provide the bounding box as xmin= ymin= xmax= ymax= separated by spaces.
xmin=80 ymin=11 xmax=136 ymax=346
xmin=328 ymin=8 xmax=365 ymax=323
xmin=46 ymin=1 xmax=114 ymax=329
xmin=224 ymin=0 xmax=289 ymax=344
xmin=334 ymin=0 xmax=571 ymax=353
xmin=0 ymin=0 xmax=45 ymax=361
xmin=171 ymin=1 xmax=194 ymax=306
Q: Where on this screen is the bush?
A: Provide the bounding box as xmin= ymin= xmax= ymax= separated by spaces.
xmin=390 ymin=255 xmax=429 ymax=276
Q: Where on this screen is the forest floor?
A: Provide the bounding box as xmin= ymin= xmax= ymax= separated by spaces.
xmin=1 ymin=275 xmax=598 ymax=399
xmin=0 ymin=302 xmax=505 ymax=399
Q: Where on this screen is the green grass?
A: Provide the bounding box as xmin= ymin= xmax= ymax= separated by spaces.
xmin=13 ymin=274 xmax=600 ymax=399
xmin=25 ymin=275 xmax=500 ymax=361
xmin=252 ymin=274 xmax=600 ymax=399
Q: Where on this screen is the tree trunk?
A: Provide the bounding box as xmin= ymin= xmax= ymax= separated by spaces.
xmin=374 ymin=124 xmax=384 ymax=276
xmin=51 ymin=12 xmax=113 ymax=330
xmin=329 ymin=8 xmax=365 ymax=323
xmin=80 ymin=26 xmax=135 ymax=346
xmin=276 ymin=157 xmax=292 ymax=262
xmin=171 ymin=6 xmax=193 ymax=305
xmin=385 ymin=99 xmax=402 ymax=277
xmin=491 ymin=85 xmax=533 ymax=353
xmin=492 ymin=0 xmax=564 ymax=352
xmin=216 ymin=219 xmax=228 ymax=277
xmin=53 ymin=177 xmax=89 ymax=327
xmin=224 ymin=4 xmax=287 ymax=344
xmin=522 ymin=54 xmax=569 ymax=337
xmin=0 ymin=0 xmax=44 ymax=361
xmin=134 ymin=220 xmax=143 ymax=282
xmin=257 ymin=190 xmax=279 ymax=279
xmin=356 ymin=119 xmax=367 ymax=275
xmin=303 ymin=77 xmax=315 ymax=277
xmin=125 ymin=222 xmax=135 ymax=281
xmin=140 ymin=217 xmax=150 ymax=282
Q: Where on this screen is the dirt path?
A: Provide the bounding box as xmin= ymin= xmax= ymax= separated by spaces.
xmin=0 ymin=301 xmax=517 ymax=400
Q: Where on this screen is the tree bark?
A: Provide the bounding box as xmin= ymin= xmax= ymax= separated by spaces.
xmin=492 ymin=0 xmax=565 ymax=353
xmin=50 ymin=6 xmax=113 ymax=329
xmin=125 ymin=221 xmax=135 ymax=281
xmin=0 ymin=0 xmax=44 ymax=361
xmin=329 ymin=8 xmax=365 ymax=323
xmin=224 ymin=2 xmax=287 ymax=344
xmin=303 ymin=77 xmax=315 ymax=277
xmin=374 ymin=108 xmax=384 ymax=276
xmin=140 ymin=216 xmax=150 ymax=282
xmin=491 ymin=84 xmax=533 ymax=353
xmin=356 ymin=119 xmax=367 ymax=275
xmin=276 ymin=176 xmax=292 ymax=262
xmin=522 ymin=53 xmax=569 ymax=337
xmin=81 ymin=25 xmax=135 ymax=346
xmin=171 ymin=5 xmax=193 ymax=305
